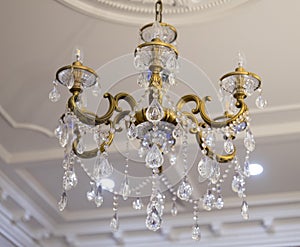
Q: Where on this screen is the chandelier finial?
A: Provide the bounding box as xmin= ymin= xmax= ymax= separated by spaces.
xmin=155 ymin=0 xmax=163 ymax=23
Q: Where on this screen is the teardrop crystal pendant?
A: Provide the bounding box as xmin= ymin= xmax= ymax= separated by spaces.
xmin=224 ymin=139 xmax=234 ymax=154
xmin=171 ymin=201 xmax=178 ymax=216
xmin=86 ymin=182 xmax=96 ymax=202
xmin=121 ymin=175 xmax=131 ymax=200
xmin=177 ymin=179 xmax=193 ymax=201
xmin=58 ymin=124 xmax=68 ymax=148
xmin=132 ymin=197 xmax=144 ymax=210
xmin=241 ymin=200 xmax=249 ymax=220
xmin=147 ymin=199 xmax=164 ymax=217
xmin=255 ymin=95 xmax=267 ymax=109
xmin=58 ymin=192 xmax=67 ymax=211
xmin=94 ymin=185 xmax=104 ymax=207
xmin=93 ymin=153 xmax=113 ymax=181
xmin=145 ymin=144 xmax=164 ymax=169
xmin=110 ymin=212 xmax=119 ymax=232
xmin=145 ymin=207 xmax=162 ymax=231
xmin=202 ymin=190 xmax=215 ymax=211
xmin=146 ymin=98 xmax=164 ymax=123
xmin=210 ymin=162 xmax=220 ymax=184
xmin=214 ymin=195 xmax=224 ymax=209
xmin=244 ymin=159 xmax=251 ymax=177
xmin=244 ymin=129 xmax=255 ymax=152
xmin=197 ymin=156 xmax=212 ymax=179
xmin=62 ymin=169 xmax=78 ymax=191
xmin=192 ymin=224 xmax=201 ymax=241
xmin=66 ymin=71 xmax=75 ymax=89
xmin=137 ymin=72 xmax=149 ymax=88
xmin=127 ymin=123 xmax=137 ymax=140
xmin=49 ymin=85 xmax=61 ymax=103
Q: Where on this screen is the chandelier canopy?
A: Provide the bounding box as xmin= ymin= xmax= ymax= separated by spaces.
xmin=49 ymin=0 xmax=267 ymax=240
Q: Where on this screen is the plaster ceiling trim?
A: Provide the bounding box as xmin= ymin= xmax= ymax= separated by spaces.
xmin=0 ymin=105 xmax=54 ymax=138
xmin=56 ymin=0 xmax=251 ymax=26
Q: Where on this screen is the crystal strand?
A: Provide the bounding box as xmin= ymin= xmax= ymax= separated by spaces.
xmin=241 ymin=197 xmax=249 ymax=220
xmin=94 ymin=184 xmax=104 ymax=207
xmin=110 ymin=193 xmax=120 ymax=232
xmin=121 ymin=140 xmax=131 ymax=200
xmin=214 ymin=185 xmax=224 ymax=209
xmin=192 ymin=201 xmax=201 ymax=241
xmin=171 ymin=197 xmax=178 ymax=216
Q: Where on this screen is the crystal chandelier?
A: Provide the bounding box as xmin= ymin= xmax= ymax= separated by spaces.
xmin=49 ymin=0 xmax=267 ymax=240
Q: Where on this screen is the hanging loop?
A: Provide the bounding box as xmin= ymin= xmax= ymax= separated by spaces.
xmin=155 ymin=0 xmax=163 ymax=22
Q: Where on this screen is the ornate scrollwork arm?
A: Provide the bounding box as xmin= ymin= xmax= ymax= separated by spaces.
xmin=68 ymin=91 xmax=116 ymax=126
xmin=196 ymin=129 xmax=236 ymax=163
xmin=72 ymin=121 xmax=114 ymax=159
xmin=199 ymin=96 xmax=248 ymax=128
xmin=114 ymin=93 xmax=137 ymax=112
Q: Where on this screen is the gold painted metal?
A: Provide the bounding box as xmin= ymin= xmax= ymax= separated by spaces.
xmin=68 ymin=91 xmax=116 ymax=126
xmin=196 ymin=131 xmax=236 ymax=163
xmin=135 ymin=39 xmax=178 ymax=58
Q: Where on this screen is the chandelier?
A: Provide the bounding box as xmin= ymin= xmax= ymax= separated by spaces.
xmin=49 ymin=0 xmax=267 ymax=241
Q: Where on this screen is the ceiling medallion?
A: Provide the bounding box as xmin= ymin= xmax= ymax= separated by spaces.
xmin=50 ymin=0 xmax=267 ymax=241
xmin=56 ymin=0 xmax=250 ymax=25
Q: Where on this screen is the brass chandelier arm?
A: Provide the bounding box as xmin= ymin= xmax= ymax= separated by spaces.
xmin=68 ymin=91 xmax=117 ymax=126
xmin=199 ymin=96 xmax=248 ymax=128
xmin=176 ymin=94 xmax=202 ymax=114
xmin=72 ymin=122 xmax=115 ymax=159
xmin=196 ymin=130 xmax=236 ymax=163
xmin=114 ymin=93 xmax=137 ymax=112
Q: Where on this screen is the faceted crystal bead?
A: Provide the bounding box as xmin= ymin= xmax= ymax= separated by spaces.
xmin=202 ymin=190 xmax=215 ymax=211
xmin=168 ymin=73 xmax=176 ymax=86
xmin=166 ymin=53 xmax=178 ymax=72
xmin=204 ymin=131 xmax=216 ymax=148
xmin=224 ymin=139 xmax=234 ymax=154
xmin=147 ymin=199 xmax=164 ymax=216
xmin=66 ymin=72 xmax=74 ymax=89
xmin=192 ymin=224 xmax=201 ymax=241
xmin=58 ymin=192 xmax=67 ymax=212
xmin=58 ymin=124 xmax=68 ymax=148
xmin=146 ymin=99 xmax=164 ymax=123
xmin=94 ymin=185 xmax=104 ymax=207
xmin=110 ymin=213 xmax=119 ymax=232
xmin=86 ymin=182 xmax=96 ymax=202
xmin=151 ymin=21 xmax=163 ymax=39
xmin=62 ymin=170 xmax=78 ymax=191
xmin=177 ymin=179 xmax=193 ymax=201
xmin=49 ymin=86 xmax=61 ymax=103
xmin=241 ymin=200 xmax=249 ymax=220
xmin=121 ymin=175 xmax=131 ymax=200
xmin=137 ymin=72 xmax=149 ymax=88
xmin=171 ymin=201 xmax=178 ymax=216
xmin=93 ymin=154 xmax=113 ymax=180
xmin=256 ymin=95 xmax=267 ymax=109
xmin=214 ymin=195 xmax=224 ymax=209
xmin=231 ymin=173 xmax=245 ymax=193
xmin=172 ymin=124 xmax=183 ymax=139
xmin=145 ymin=207 xmax=162 ymax=231
xmin=145 ymin=144 xmax=164 ymax=169
xmin=210 ymin=162 xmax=220 ymax=184
xmin=244 ymin=129 xmax=255 ymax=152
xmin=244 ymin=159 xmax=251 ymax=177
xmin=54 ymin=121 xmax=63 ymax=139
xmin=127 ymin=123 xmax=137 ymax=140
xmin=132 ymin=197 xmax=144 ymax=210
xmin=198 ymin=156 xmax=212 ymax=179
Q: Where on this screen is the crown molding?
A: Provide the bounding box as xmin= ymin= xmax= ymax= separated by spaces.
xmin=56 ymin=0 xmax=251 ymax=26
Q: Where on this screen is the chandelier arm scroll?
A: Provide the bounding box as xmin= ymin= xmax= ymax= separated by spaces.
xmin=199 ymin=96 xmax=248 ymax=128
xmin=68 ymin=91 xmax=117 ymax=126
xmin=114 ymin=92 xmax=137 ymax=112
xmin=72 ymin=122 xmax=115 ymax=159
xmin=196 ymin=129 xmax=236 ymax=163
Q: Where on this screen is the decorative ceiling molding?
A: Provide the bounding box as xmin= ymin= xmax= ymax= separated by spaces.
xmin=56 ymin=0 xmax=250 ymax=25
xmin=0 ymin=105 xmax=54 ymax=138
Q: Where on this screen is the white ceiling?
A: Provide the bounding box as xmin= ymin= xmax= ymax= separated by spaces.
xmin=0 ymin=0 xmax=300 ymax=246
